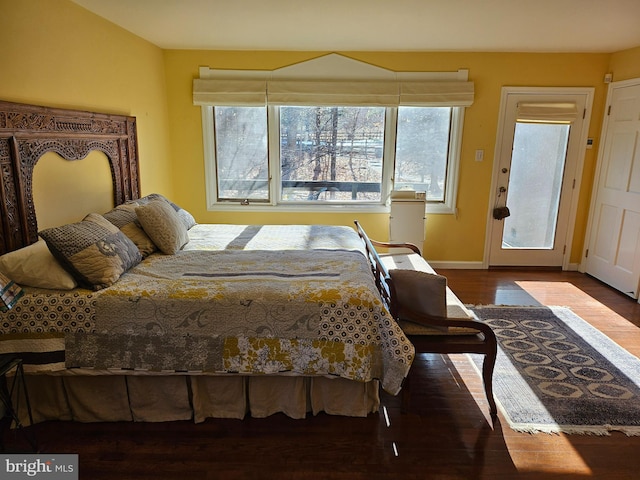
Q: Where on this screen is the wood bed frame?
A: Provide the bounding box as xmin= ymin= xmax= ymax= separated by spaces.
xmin=0 ymin=100 xmax=140 ymax=255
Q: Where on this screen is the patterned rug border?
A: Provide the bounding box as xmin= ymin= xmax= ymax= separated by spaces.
xmin=468 ymin=305 xmax=640 ymax=436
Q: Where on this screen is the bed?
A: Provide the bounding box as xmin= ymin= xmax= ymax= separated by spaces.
xmin=0 ymin=100 xmax=414 ymax=424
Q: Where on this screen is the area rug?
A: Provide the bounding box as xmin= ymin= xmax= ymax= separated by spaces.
xmin=469 ymin=305 xmax=640 ymax=435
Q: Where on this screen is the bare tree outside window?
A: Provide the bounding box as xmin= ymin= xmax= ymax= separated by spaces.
xmin=215 ymin=107 xmax=269 ymax=201
xmin=395 ymin=107 xmax=451 ymax=201
xmin=211 ymin=105 xmax=459 ymax=207
xmin=280 ymin=106 xmax=385 ymax=201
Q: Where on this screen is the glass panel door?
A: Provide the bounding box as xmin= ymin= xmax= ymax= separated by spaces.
xmin=501 ymin=122 xmax=570 ymax=250
xmin=487 ymin=88 xmax=592 ymax=268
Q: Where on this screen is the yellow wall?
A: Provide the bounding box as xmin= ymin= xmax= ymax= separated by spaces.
xmin=164 ymin=50 xmax=611 ymax=263
xmin=33 ymin=152 xmax=114 ymax=228
xmin=0 ymin=0 xmax=174 ymax=199
xmin=609 ymin=46 xmax=640 ymax=81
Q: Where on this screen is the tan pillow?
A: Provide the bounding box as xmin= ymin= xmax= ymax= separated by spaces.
xmin=136 ymin=200 xmax=189 ymax=254
xmin=0 ymin=239 xmax=78 ymax=290
xmin=102 ymin=203 xmax=157 ymax=257
xmin=389 ymin=269 xmax=447 ymax=319
xmin=39 ymin=213 xmax=142 ymax=290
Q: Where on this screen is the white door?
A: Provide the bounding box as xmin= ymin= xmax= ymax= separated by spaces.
xmin=487 ymin=87 xmax=593 ymax=267
xmin=584 ymin=79 xmax=640 ymax=299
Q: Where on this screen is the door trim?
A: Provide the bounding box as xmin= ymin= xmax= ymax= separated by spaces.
xmin=483 ymin=86 xmax=594 ymax=269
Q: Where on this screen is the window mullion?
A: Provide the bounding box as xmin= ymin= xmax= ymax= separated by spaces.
xmin=202 ymin=106 xmax=219 ymax=208
xmin=267 ymin=105 xmax=280 ymax=205
xmin=444 ymin=107 xmax=464 ymax=214
xmin=381 ymin=107 xmax=398 ymax=206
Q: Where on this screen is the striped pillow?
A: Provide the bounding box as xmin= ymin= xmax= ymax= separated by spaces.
xmin=40 ymin=213 xmax=142 ymax=290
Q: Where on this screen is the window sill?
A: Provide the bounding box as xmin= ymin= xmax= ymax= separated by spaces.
xmin=207 ymin=202 xmax=389 ymax=214
xmin=206 ymin=202 xmax=455 ymax=215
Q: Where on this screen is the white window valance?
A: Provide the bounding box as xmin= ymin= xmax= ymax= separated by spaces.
xmin=399 ymin=81 xmax=474 ymax=107
xmin=267 ymin=80 xmax=401 ymax=107
xmin=516 ymin=102 xmax=578 ymax=123
xmin=193 ymin=79 xmax=267 ymax=106
xmin=193 ymin=77 xmax=474 ymax=107
xmin=193 ymin=54 xmax=474 ymax=107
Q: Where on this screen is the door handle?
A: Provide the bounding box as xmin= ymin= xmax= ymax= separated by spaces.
xmin=493 ymin=206 xmax=511 ymax=220
xmin=494 ymin=186 xmax=510 ymax=219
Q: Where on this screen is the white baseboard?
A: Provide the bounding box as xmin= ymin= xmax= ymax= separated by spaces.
xmin=428 ymin=261 xmax=581 ymax=271
xmin=427 ymin=260 xmax=581 ymax=272
xmin=427 ymin=261 xmax=485 ymax=270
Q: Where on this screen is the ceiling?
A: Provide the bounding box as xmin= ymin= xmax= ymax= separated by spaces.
xmin=71 ymin=0 xmax=640 ymax=53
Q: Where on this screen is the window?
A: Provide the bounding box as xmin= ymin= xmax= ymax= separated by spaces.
xmin=214 ymin=107 xmax=269 ymax=202
xmin=195 ymin=56 xmax=473 ymax=214
xmin=279 ymin=106 xmax=385 ymax=202
xmin=205 ymin=104 xmax=464 ymax=213
xmin=395 ymin=107 xmax=452 ymax=202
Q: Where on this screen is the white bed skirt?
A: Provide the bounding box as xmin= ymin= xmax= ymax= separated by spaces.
xmin=17 ymin=374 xmax=380 ymax=424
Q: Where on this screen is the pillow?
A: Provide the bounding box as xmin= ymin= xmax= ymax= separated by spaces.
xmin=102 ymin=203 xmax=158 ymax=257
xmin=0 ymin=239 xmax=77 ymax=290
xmin=388 ymin=269 xmax=447 ymax=319
xmin=135 ymin=200 xmax=189 ymax=254
xmin=135 ymin=193 xmax=197 ymax=230
xmin=39 ymin=213 xmax=142 ymax=290
xmin=174 ymin=206 xmax=197 ymax=231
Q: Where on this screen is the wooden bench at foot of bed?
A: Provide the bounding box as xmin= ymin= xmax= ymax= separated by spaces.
xmin=354 ymin=221 xmax=497 ymax=417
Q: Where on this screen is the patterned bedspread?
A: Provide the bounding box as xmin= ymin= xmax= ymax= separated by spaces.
xmin=184 ymin=224 xmax=368 ymax=252
xmin=0 ymin=224 xmax=413 ymax=395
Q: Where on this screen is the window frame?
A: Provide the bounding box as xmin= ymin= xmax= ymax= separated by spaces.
xmin=201 ymin=104 xmax=464 ymax=215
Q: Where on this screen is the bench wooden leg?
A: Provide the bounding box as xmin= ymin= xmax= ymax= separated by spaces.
xmin=482 ymin=334 xmax=498 ymax=417
xmin=482 ymin=356 xmax=497 ymax=417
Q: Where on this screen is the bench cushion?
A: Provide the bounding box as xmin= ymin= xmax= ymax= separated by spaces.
xmin=389 ymin=269 xmax=448 ymax=327
xmin=380 ymin=253 xmax=479 ymax=335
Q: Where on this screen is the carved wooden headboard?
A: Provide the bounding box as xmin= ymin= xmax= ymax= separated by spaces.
xmin=0 ymin=100 xmax=140 ymax=255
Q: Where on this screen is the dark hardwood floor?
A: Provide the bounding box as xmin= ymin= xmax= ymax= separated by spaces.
xmin=3 ymin=270 xmax=640 ymax=479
